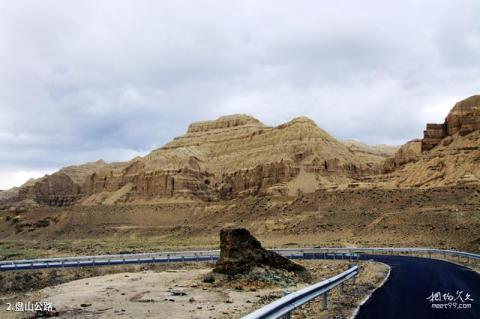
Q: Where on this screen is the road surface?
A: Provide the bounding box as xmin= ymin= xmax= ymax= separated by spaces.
xmin=356 ymin=255 xmax=480 ymax=319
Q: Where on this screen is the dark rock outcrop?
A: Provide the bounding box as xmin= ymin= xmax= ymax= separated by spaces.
xmin=214 ymin=228 xmax=308 ymax=276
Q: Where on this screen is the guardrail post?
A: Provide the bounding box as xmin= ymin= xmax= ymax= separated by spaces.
xmin=340 ymin=282 xmax=345 ymax=295
xmin=282 ymin=291 xmax=292 ymax=319
xmin=352 ymin=274 xmax=357 ymax=286
xmin=322 ymin=292 xmax=328 ymax=310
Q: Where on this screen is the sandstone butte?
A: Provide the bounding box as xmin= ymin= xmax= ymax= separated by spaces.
xmin=4 ymin=95 xmax=480 ymax=208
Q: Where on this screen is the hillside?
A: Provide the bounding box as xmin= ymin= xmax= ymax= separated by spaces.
xmin=341 ymin=140 xmax=398 ymax=165
xmin=3 ymin=95 xmax=480 ymax=208
xmin=0 ymin=96 xmax=479 ymax=255
xmin=13 ymin=115 xmax=383 ymax=206
xmin=383 ymin=95 xmax=480 ymax=187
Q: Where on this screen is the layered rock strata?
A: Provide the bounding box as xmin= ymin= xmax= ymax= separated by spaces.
xmin=13 ymin=115 xmax=378 ymax=206
xmin=7 ymin=95 xmax=480 ymax=206
xmin=384 ymin=95 xmax=480 ymax=187
xmin=421 ymin=95 xmax=480 ymax=151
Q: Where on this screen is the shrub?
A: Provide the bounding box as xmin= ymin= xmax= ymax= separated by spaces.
xmin=203 ymin=273 xmax=215 ymax=283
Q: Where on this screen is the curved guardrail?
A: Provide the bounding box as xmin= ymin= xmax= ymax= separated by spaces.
xmin=0 ymin=247 xmax=478 ymax=272
xmin=241 ymin=248 xmax=479 ymax=319
xmin=242 ymin=266 xmax=358 ymax=319
xmin=0 ymin=250 xmax=222 ymax=271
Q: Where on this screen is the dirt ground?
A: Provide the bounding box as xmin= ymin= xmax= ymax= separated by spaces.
xmin=0 ymin=186 xmax=479 ymax=261
xmin=0 ymin=260 xmax=388 ymax=319
xmin=0 ymin=186 xmax=476 ymax=318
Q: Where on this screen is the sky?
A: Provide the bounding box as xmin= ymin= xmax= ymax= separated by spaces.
xmin=0 ymin=0 xmax=479 ymax=189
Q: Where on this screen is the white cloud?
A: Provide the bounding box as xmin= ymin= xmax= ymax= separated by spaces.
xmin=0 ymin=0 xmax=479 ymax=188
xmin=0 ymin=170 xmax=52 ymax=190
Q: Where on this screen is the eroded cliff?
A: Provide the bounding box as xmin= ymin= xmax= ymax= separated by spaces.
xmin=383 ymin=95 xmax=480 ymax=187
xmin=14 ymin=115 xmax=381 ymax=206
xmin=9 ymin=95 xmax=480 ymax=206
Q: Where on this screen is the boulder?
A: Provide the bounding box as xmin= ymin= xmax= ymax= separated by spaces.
xmin=213 ymin=228 xmax=308 ymax=277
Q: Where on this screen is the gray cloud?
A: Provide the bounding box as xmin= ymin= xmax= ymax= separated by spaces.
xmin=0 ymin=0 xmax=479 ymax=188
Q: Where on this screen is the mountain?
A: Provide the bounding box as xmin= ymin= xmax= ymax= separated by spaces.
xmin=0 ymin=177 xmax=40 ymax=205
xmin=383 ymin=95 xmax=480 ymax=187
xmin=0 ymin=188 xmax=18 ymax=204
xmin=13 ymin=115 xmax=385 ymax=206
xmin=6 ymin=95 xmax=480 ymax=207
xmin=341 ymin=140 xmax=398 ymax=165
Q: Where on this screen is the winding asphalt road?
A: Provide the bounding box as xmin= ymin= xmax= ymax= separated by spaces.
xmin=355 ymin=255 xmax=480 ymax=319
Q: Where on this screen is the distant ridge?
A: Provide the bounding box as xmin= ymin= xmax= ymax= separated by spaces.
xmin=4 ymin=95 xmax=480 ymax=207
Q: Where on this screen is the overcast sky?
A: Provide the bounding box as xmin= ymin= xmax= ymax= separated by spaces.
xmin=0 ymin=0 xmax=479 ymax=189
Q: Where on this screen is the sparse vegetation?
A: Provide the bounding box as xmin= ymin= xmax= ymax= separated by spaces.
xmin=202 ymin=273 xmax=216 ymax=283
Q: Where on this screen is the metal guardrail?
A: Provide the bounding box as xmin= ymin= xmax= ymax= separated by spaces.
xmin=241 ymin=247 xmax=480 ymax=319
xmin=0 ymin=249 xmax=358 ymax=272
xmin=242 ymin=265 xmax=359 ymax=319
xmin=241 ymin=248 xmax=480 ymax=319
xmin=0 ymin=247 xmax=478 ymax=272
xmin=0 ymin=250 xmax=222 ymax=271
xmin=0 ymin=247 xmax=477 ymax=319
xmin=0 ymin=249 xmax=221 ymax=265
xmin=274 ymin=247 xmax=480 ymax=263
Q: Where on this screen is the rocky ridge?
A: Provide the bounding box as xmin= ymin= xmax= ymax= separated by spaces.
xmin=342 ymin=140 xmax=398 ymax=167
xmin=13 ymin=115 xmax=381 ymax=206
xmin=383 ymin=95 xmax=480 ymax=187
xmin=6 ymin=95 xmax=480 ymax=207
xmin=421 ymin=95 xmax=480 ymax=151
xmin=383 ymin=140 xmax=422 ymax=173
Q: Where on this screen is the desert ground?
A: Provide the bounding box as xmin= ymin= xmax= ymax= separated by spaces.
xmin=1 ymin=186 xmax=479 ymax=261
xmin=0 ymin=260 xmax=388 ymax=319
xmin=0 ymin=186 xmax=477 ymax=319
xmin=0 ymin=100 xmax=479 ymax=318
